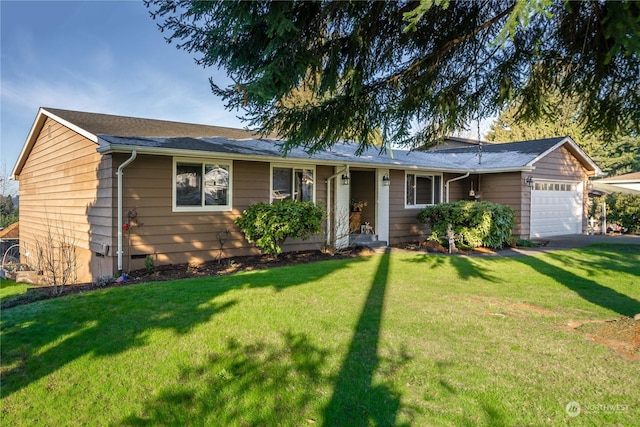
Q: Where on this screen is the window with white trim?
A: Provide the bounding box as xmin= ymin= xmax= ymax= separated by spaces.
xmin=533 ymin=181 xmax=577 ymax=191
xmin=271 ymin=165 xmax=315 ymax=202
xmin=406 ymin=173 xmax=442 ymax=207
xmin=173 ymin=158 xmax=232 ymax=211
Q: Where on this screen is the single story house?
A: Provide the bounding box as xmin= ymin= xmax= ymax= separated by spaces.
xmin=12 ymin=107 xmax=602 ymax=283
xmin=592 ymin=172 xmax=640 ymax=195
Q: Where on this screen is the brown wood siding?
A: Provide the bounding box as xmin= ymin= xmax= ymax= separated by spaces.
xmin=17 ymin=118 xmax=111 ymax=282
xmin=388 ymin=169 xmax=430 ymax=245
xmin=443 ymin=173 xmax=482 ymax=202
xmin=120 ymin=157 xmax=330 ymax=271
xmin=532 ymin=146 xmax=587 ymax=180
xmin=477 ymin=172 xmax=526 ymax=236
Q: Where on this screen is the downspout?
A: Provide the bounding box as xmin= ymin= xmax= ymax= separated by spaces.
xmin=325 ymin=165 xmax=349 ymax=245
xmin=445 ymin=172 xmax=470 ymax=202
xmin=117 ymin=151 xmax=137 ymax=275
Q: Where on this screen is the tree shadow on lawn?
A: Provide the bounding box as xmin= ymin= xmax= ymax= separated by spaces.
xmin=323 ymin=249 xmax=409 ymax=427
xmin=512 ymin=244 xmax=640 ymax=317
xmin=0 ymin=257 xmax=367 ymax=399
xmin=117 ymin=251 xmax=411 ymax=426
xmin=546 ymin=243 xmax=640 ymax=280
xmin=118 ymin=331 xmax=330 ymax=426
xmin=403 ymin=254 xmax=500 ymax=283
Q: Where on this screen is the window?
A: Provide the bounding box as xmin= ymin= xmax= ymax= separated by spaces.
xmin=406 ymin=173 xmax=441 ymax=207
xmin=534 ymin=181 xmax=577 ymax=192
xmin=173 ymin=159 xmax=232 ymax=211
xmin=271 ymin=166 xmax=314 ymax=202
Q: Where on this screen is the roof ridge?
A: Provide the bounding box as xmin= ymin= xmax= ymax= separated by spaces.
xmin=42 ymin=107 xmax=243 ymax=131
xmin=40 ymin=107 xmax=273 ymax=139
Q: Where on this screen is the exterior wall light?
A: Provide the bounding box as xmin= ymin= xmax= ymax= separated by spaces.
xmin=524 ymin=175 xmax=534 ymax=188
xmin=382 ymin=173 xmax=391 ymax=186
xmin=341 ymin=174 xmax=350 ymax=185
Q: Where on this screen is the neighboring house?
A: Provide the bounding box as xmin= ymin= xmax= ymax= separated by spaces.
xmin=12 ymin=108 xmax=602 ymax=283
xmin=592 ymin=172 xmax=640 ymax=195
xmin=0 ymin=221 xmax=20 ymax=263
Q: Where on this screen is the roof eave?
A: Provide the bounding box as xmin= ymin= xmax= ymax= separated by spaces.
xmin=527 ymin=136 xmax=604 ymax=177
xmin=97 ymin=141 xmax=539 ymax=174
xmin=11 ymin=107 xmax=99 ymax=179
xmin=97 ymin=142 xmax=453 ymax=170
xmin=11 ymin=108 xmax=46 ymax=179
xmin=474 ymin=166 xmax=535 ymax=174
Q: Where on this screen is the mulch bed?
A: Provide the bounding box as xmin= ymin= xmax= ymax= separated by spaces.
xmin=126 ymin=247 xmax=376 ymax=283
xmin=4 ymin=248 xmax=375 ymax=308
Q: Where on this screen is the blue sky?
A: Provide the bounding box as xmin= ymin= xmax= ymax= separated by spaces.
xmin=1 ymin=0 xmax=494 ymax=195
xmin=1 ymin=0 xmax=241 ymax=193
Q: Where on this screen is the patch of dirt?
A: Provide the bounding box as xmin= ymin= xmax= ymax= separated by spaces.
xmin=391 ymin=239 xmax=548 ymax=255
xmin=569 ymin=317 xmax=640 ymax=361
xmin=511 ymin=302 xmax=557 ymax=315
xmin=395 ymin=240 xmax=448 ymax=253
xmin=127 ymin=248 xmax=375 ymax=283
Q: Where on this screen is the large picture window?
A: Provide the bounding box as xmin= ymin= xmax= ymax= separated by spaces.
xmin=271 ymin=166 xmax=314 ymax=202
xmin=406 ymin=173 xmax=441 ymax=207
xmin=173 ymin=159 xmax=232 ymax=211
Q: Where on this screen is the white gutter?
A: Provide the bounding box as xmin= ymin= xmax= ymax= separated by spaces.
xmin=117 ymin=151 xmax=137 ymax=275
xmin=445 ymin=172 xmax=470 ymax=202
xmin=98 ymin=144 xmax=537 ymax=175
xmin=325 ymin=165 xmax=349 ymax=245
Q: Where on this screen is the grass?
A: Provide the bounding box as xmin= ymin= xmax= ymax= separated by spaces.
xmin=1 ymin=243 xmax=639 ymax=426
xmin=0 ymin=279 xmax=30 ymax=301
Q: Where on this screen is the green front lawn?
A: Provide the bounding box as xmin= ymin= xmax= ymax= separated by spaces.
xmin=1 ymin=244 xmax=639 ymax=426
xmin=0 ymin=279 xmax=29 ymax=301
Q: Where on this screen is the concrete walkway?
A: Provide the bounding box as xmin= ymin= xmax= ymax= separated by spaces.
xmin=493 ymin=233 xmax=640 ymax=257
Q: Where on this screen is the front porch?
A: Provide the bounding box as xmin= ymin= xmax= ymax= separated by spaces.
xmin=348 ymin=232 xmax=387 ymax=248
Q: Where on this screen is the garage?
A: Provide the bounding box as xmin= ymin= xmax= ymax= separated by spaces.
xmin=530 ymin=181 xmax=583 ymax=238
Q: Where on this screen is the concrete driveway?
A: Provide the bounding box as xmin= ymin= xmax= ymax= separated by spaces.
xmin=498 ymin=233 xmax=640 ymax=257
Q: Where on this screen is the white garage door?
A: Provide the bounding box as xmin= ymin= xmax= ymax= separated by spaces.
xmin=530 ymin=181 xmax=583 ymax=238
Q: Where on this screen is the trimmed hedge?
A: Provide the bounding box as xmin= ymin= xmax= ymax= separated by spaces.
xmin=418 ymin=201 xmax=515 ymax=249
xmin=235 ymin=200 xmax=325 ymax=255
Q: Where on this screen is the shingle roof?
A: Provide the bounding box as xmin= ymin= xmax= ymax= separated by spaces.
xmin=0 ymin=222 xmax=19 ymax=239
xmin=14 ymin=107 xmax=602 ymax=177
xmin=98 ymin=134 xmax=575 ymax=173
xmin=99 ymin=134 xmax=463 ymax=170
xmin=597 ymin=171 xmax=640 ymax=183
xmin=43 ymin=107 xmax=266 ymax=139
xmin=424 ymin=138 xmax=568 ymax=170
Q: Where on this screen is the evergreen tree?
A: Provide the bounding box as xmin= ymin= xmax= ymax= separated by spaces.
xmin=146 ymin=0 xmax=640 ymax=153
xmin=486 ymin=97 xmax=640 ymax=176
xmin=0 ymin=194 xmax=14 ymax=217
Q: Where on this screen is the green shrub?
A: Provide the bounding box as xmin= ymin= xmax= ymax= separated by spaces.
xmin=144 ymin=255 xmax=155 ymax=275
xmin=235 ymin=200 xmax=325 ymax=255
xmin=590 ymin=193 xmax=640 ymax=233
xmin=418 ymin=201 xmax=515 ymax=249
